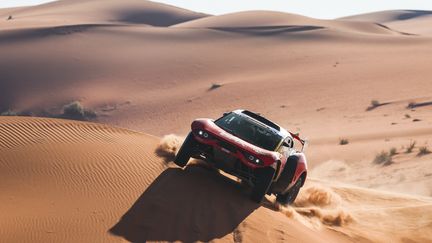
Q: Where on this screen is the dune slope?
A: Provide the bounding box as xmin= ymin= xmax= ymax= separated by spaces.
xmin=0 ymin=0 xmax=209 ymax=29
xmin=1 ymin=2 xmax=432 ymax=242
xmin=341 ymin=10 xmax=432 ymax=35
xmin=1 ymin=16 xmax=431 ymax=137
xmin=1 ymin=117 xmax=432 ymax=242
xmin=0 ymin=117 xmax=164 ymax=242
xmin=0 ymin=117 xmax=344 ymax=243
xmin=341 ymin=10 xmax=432 ymax=23
xmin=175 ymin=10 xmax=399 ymax=35
xmin=175 ymin=10 xmax=318 ymax=28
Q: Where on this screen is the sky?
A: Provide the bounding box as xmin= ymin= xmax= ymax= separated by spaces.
xmin=1 ymin=0 xmax=432 ymax=19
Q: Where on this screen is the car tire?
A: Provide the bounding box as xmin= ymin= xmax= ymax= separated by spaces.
xmin=250 ymin=167 xmax=275 ymax=203
xmin=276 ymin=177 xmax=303 ymax=205
xmin=271 ymin=155 xmax=298 ymax=194
xmin=173 ymin=132 xmax=196 ymax=168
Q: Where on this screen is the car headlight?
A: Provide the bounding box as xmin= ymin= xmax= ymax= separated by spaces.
xmin=196 ymin=130 xmax=210 ymax=139
xmin=243 ymin=151 xmax=263 ymax=165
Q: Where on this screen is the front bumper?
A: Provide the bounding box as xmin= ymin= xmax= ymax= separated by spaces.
xmin=190 ymin=138 xmax=257 ymax=183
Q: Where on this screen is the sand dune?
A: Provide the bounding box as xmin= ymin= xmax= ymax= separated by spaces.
xmin=1 ymin=10 xmax=431 ymax=136
xmin=2 ymin=1 xmax=432 ymax=242
xmin=0 ymin=117 xmax=164 ymax=242
xmin=1 ymin=117 xmax=431 ymax=242
xmin=386 ymin=15 xmax=432 ymax=36
xmin=174 ymin=10 xmax=318 ymax=28
xmin=0 ymin=0 xmax=208 ymax=29
xmin=175 ymin=10 xmax=399 ymax=35
xmin=341 ymin=10 xmax=432 ymax=23
xmin=157 ymin=135 xmax=432 ymax=243
xmin=341 ymin=10 xmax=432 ymax=35
xmin=312 ymin=180 xmax=432 ymax=242
xmin=0 ymin=7 xmax=24 ymax=16
xmin=0 ymin=117 xmax=343 ymax=242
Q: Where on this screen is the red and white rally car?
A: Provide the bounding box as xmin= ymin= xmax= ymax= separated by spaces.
xmin=174 ymin=110 xmax=307 ymax=204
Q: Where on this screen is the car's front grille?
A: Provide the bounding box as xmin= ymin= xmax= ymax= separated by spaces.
xmin=218 ymin=140 xmax=237 ymax=153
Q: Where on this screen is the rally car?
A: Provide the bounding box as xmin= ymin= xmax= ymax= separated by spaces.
xmin=174 ymin=110 xmax=307 ymax=204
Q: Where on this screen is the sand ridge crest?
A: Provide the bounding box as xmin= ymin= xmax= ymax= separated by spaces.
xmin=0 ymin=0 xmax=209 ymax=28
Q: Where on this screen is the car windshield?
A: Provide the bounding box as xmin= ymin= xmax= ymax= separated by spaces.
xmin=215 ymin=112 xmax=283 ymax=151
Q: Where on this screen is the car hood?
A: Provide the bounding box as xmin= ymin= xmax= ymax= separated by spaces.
xmin=191 ymin=118 xmax=280 ymax=159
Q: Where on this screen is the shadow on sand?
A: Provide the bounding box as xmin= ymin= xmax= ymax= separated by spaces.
xmin=117 ymin=9 xmax=203 ymax=26
xmin=211 ymin=25 xmax=325 ymax=36
xmin=395 ymin=10 xmax=432 ymax=21
xmin=109 ymin=165 xmax=259 ymax=242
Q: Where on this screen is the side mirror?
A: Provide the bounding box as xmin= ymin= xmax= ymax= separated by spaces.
xmin=223 ymin=112 xmax=230 ymax=116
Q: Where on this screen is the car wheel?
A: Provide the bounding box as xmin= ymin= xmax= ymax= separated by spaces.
xmin=276 ymin=177 xmax=303 ymax=205
xmin=271 ymin=156 xmax=298 ymax=194
xmin=173 ymin=132 xmax=196 ymax=167
xmin=250 ymin=167 xmax=275 ymax=203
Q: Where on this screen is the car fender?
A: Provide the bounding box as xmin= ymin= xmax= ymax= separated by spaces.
xmin=270 ymin=153 xmax=307 ymax=194
xmin=291 ymin=152 xmax=307 ymax=186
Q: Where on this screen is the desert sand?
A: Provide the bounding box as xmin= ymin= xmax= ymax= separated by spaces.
xmin=341 ymin=10 xmax=432 ymax=35
xmin=1 ymin=0 xmax=432 ymax=242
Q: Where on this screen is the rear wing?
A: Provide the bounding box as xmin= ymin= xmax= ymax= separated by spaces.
xmin=289 ymin=132 xmax=308 ymax=152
